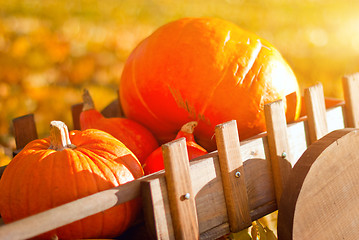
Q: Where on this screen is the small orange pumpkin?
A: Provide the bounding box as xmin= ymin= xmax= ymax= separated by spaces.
xmin=80 ymin=89 xmax=159 ymax=165
xmin=0 ymin=121 xmax=143 ymax=239
xmin=143 ymin=121 xmax=207 ymax=175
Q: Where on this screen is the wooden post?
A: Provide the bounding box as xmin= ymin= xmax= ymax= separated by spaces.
xmin=162 ymin=138 xmax=199 ymax=240
xmin=304 ymin=83 xmax=328 ymax=144
xmin=342 ymin=73 xmax=359 ymax=128
xmin=101 ymin=99 xmax=121 ymax=118
xmin=141 ymin=178 xmax=173 ymax=240
xmin=215 ymin=120 xmax=252 ymax=232
xmin=116 ymin=89 xmax=125 ymax=118
xmin=71 ymin=103 xmax=83 ymax=130
xmin=264 ymin=100 xmax=292 ymax=206
xmin=12 ymin=114 xmax=38 ymax=154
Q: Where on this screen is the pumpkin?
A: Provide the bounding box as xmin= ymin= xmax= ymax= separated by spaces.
xmin=119 ymin=17 xmax=301 ymax=151
xmin=143 ymin=121 xmax=207 ymax=175
xmin=0 ymin=121 xmax=143 ymax=239
xmin=80 ymin=89 xmax=159 ymax=165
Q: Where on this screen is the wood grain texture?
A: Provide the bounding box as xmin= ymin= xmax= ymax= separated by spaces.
xmin=0 ymin=101 xmax=347 ymax=239
xmin=304 ymin=83 xmax=328 ymax=144
xmin=342 ymin=73 xmax=359 ymax=128
xmin=141 ymin=177 xmax=173 ymax=240
xmin=0 ymin=179 xmax=142 ymax=240
xmin=278 ymin=128 xmax=359 ymax=240
xmin=264 ymin=100 xmax=292 ymax=206
xmin=215 ymin=120 xmax=252 ymax=232
xmin=162 ymin=138 xmax=199 ymax=240
xmin=12 ymin=114 xmax=38 ymax=150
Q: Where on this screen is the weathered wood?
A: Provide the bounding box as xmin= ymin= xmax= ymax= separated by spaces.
xmin=0 ymin=179 xmax=142 ymax=240
xmin=141 ymin=177 xmax=173 ymax=240
xmin=278 ymin=128 xmax=359 ymax=240
xmin=0 ymin=101 xmax=348 ymax=239
xmin=71 ymin=103 xmax=83 ymax=130
xmin=162 ymin=138 xmax=199 ymax=240
xmin=101 ymin=98 xmax=121 ymax=118
xmin=215 ymin=120 xmax=252 ymax=232
xmin=304 ymin=83 xmax=328 ymax=143
xmin=264 ymin=100 xmax=292 ymax=206
xmin=12 ymin=114 xmax=38 ymax=151
xmin=342 ymin=73 xmax=359 ymax=128
xmin=117 ymin=88 xmax=125 ymax=118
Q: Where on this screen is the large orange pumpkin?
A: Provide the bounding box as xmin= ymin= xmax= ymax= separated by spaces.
xmin=119 ymin=17 xmax=301 ymax=151
xmin=80 ymin=89 xmax=159 ymax=165
xmin=0 ymin=121 xmax=143 ymax=239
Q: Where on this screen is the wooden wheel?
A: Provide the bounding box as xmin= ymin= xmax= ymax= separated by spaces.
xmin=278 ymin=128 xmax=359 ymax=239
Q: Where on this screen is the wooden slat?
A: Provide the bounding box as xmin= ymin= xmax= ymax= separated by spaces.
xmin=101 ymin=99 xmax=121 ymax=118
xmin=304 ymin=83 xmax=328 ymax=144
xmin=215 ymin=120 xmax=252 ymax=232
xmin=141 ymin=177 xmax=173 ymax=240
xmin=0 ymin=179 xmax=141 ymax=240
xmin=342 ymin=73 xmax=359 ymax=128
xmin=264 ymin=100 xmax=292 ymax=206
xmin=162 ymin=138 xmax=199 ymax=240
xmin=117 ymin=89 xmax=125 ymax=118
xmin=71 ymin=103 xmax=83 ymax=130
xmin=0 ymin=102 xmax=347 ymax=239
xmin=12 ymin=114 xmax=37 ymax=151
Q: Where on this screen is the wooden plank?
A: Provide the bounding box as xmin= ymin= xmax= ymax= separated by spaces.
xmin=304 ymin=83 xmax=328 ymax=144
xmin=117 ymin=89 xmax=125 ymax=117
xmin=12 ymin=114 xmax=37 ymax=151
xmin=71 ymin=103 xmax=83 ymax=130
xmin=278 ymin=128 xmax=359 ymax=240
xmin=0 ymin=102 xmax=348 ymax=239
xmin=141 ymin=177 xmax=173 ymax=240
xmin=101 ymin=99 xmax=121 ymax=118
xmin=326 ymin=105 xmax=345 ymax=132
xmin=215 ymin=120 xmax=252 ymax=232
xmin=264 ymin=100 xmax=292 ymax=206
xmin=162 ymin=138 xmax=199 ymax=240
xmin=287 ymin=120 xmax=308 ymax=165
xmin=342 ymin=73 xmax=359 ymax=128
xmin=0 ymin=179 xmax=142 ymax=240
xmin=239 ymin=136 xmax=276 ymax=212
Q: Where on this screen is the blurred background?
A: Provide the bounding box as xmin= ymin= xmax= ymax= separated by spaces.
xmin=1 ymin=0 xmax=359 ymax=161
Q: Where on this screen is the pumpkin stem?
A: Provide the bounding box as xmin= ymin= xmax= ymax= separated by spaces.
xmin=49 ymin=121 xmax=76 ymax=151
xmin=82 ymin=88 xmax=95 ymax=111
xmin=180 ymin=121 xmax=198 ymax=134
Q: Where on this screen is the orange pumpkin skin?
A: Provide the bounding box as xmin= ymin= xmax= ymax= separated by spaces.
xmin=143 ymin=122 xmax=207 ymax=175
xmin=0 ymin=122 xmax=143 ymax=239
xmin=80 ymin=90 xmax=159 ymax=165
xmin=119 ymin=17 xmax=301 ymax=151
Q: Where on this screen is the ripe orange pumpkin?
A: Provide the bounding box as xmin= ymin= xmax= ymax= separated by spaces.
xmin=80 ymin=89 xmax=159 ymax=165
xmin=0 ymin=121 xmax=143 ymax=239
xmin=143 ymin=121 xmax=207 ymax=175
xmin=119 ymin=17 xmax=301 ymax=151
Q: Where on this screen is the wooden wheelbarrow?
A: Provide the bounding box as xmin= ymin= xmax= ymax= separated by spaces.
xmin=0 ymin=74 xmax=359 ymax=239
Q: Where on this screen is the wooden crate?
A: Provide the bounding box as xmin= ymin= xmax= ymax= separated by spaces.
xmin=1 ymin=74 xmax=359 ymax=239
